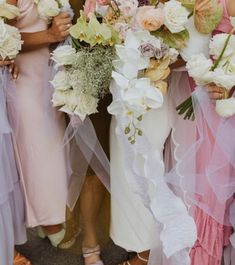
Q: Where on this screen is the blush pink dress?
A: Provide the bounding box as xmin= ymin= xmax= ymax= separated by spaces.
xmin=8 ymin=0 xmax=69 ymax=227
xmin=190 ymin=0 xmax=234 ymax=264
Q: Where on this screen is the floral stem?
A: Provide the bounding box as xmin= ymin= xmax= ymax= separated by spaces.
xmin=211 ymin=28 xmax=235 ymax=71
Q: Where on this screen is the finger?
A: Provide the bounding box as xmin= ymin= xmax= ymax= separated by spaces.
xmin=13 ymin=65 xmax=19 ymax=79
xmin=208 ymin=92 xmax=224 ymax=100
xmin=207 ymin=86 xmax=224 ymax=93
xmin=59 ymin=18 xmax=72 ymax=25
xmin=0 ymin=60 xmax=13 ymax=66
xmin=61 ymin=30 xmax=70 ymax=38
xmin=57 ymin=12 xmax=70 ymax=19
xmin=59 ymin=25 xmax=71 ymax=32
xmin=8 ymin=64 xmax=14 ymax=73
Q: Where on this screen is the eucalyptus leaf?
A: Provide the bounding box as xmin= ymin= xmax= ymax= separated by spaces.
xmin=152 ymin=28 xmax=189 ymax=49
xmin=194 ymin=0 xmax=223 ymax=34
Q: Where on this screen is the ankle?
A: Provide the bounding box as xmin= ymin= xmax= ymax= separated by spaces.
xmin=42 ymin=224 xmax=63 ymax=235
xmin=82 ymin=235 xmax=98 ymax=249
xmin=137 ymin=251 xmax=149 ymax=262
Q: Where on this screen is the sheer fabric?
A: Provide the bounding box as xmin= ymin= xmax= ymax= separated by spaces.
xmin=0 ymin=69 xmax=27 ymax=265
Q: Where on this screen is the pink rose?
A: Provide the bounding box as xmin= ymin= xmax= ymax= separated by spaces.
xmin=136 ymin=6 xmax=164 ymax=32
xmin=96 ymin=0 xmax=111 ymax=5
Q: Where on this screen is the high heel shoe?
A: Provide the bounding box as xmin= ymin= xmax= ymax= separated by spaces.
xmin=37 ymin=226 xmax=77 ymax=249
xmin=82 ymin=245 xmax=104 ymax=265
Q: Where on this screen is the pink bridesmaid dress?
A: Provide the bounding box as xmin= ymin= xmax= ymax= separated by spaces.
xmin=190 ymin=0 xmax=234 ymax=264
xmin=8 ymin=0 xmax=69 ymax=227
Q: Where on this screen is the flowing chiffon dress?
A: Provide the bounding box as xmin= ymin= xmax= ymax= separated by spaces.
xmin=0 ymin=71 xmax=26 ymax=265
xmin=8 ymin=0 xmax=69 ymax=227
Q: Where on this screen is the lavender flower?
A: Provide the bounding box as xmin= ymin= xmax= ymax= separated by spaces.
xmin=139 ymin=43 xmax=156 ymax=58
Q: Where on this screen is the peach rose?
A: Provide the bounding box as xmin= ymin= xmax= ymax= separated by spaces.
xmin=136 ymin=6 xmax=164 ymax=32
xmin=97 ymin=0 xmax=111 ymax=5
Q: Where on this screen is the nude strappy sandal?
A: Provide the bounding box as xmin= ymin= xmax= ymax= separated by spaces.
xmin=82 ymin=245 xmax=104 ymax=265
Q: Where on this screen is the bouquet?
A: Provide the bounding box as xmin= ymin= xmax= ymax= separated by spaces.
xmin=108 ymin=30 xmax=178 ymax=143
xmin=51 ymin=12 xmax=120 ymax=120
xmin=0 ymin=0 xmax=23 ymax=60
xmin=185 ymin=30 xmax=235 ymax=118
xmin=34 ymin=0 xmax=73 ymax=23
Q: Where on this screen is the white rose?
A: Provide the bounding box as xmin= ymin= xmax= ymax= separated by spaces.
xmin=51 ymin=70 xmax=71 ymax=91
xmin=219 ymin=55 xmax=235 ymax=75
xmin=0 ymin=20 xmax=23 ymax=59
xmin=58 ymin=0 xmax=71 ymax=8
xmin=209 ymin=34 xmax=235 ymax=59
xmin=186 ymin=54 xmax=213 ymax=85
xmin=51 ymin=45 xmax=77 ymax=68
xmin=216 ymin=97 xmax=235 ymax=118
xmin=52 ymin=90 xmax=69 ymax=107
xmin=163 ymin=0 xmax=189 ymax=33
xmin=74 ymin=93 xmax=98 ymax=121
xmin=212 ymin=68 xmax=235 ymax=89
xmin=230 ymin=16 xmax=235 ymax=28
xmin=0 ymin=1 xmax=20 ymax=19
xmin=36 ymin=0 xmax=60 ymax=22
xmin=68 ymin=69 xmax=82 ymax=90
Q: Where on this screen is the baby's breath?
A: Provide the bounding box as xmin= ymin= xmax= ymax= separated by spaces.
xmin=73 ymin=44 xmax=116 ymax=98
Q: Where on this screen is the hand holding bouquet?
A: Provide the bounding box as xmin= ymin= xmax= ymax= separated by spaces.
xmin=185 ymin=29 xmax=235 ymax=118
xmin=51 ymin=11 xmax=120 ymax=120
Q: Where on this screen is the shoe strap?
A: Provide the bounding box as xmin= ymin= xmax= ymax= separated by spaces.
xmin=82 ymin=245 xmax=101 ymax=258
xmin=137 ymin=253 xmax=148 ymax=263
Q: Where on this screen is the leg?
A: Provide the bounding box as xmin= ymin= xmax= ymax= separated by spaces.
xmin=79 ymin=175 xmax=106 ymax=265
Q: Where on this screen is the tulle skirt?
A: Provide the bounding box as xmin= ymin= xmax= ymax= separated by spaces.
xmin=0 ymin=70 xmax=26 ymax=265
xmin=0 ymin=134 xmax=27 ymax=265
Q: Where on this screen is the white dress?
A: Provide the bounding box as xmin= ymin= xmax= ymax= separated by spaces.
xmin=110 ymin=97 xmax=172 ymax=253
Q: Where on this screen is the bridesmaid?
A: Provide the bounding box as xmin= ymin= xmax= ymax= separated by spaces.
xmin=0 ymin=61 xmax=30 ymax=265
xmin=189 ymin=0 xmax=235 ymax=264
xmin=7 ymin=0 xmax=73 ymax=248
xmin=65 ymin=1 xmax=111 ymax=264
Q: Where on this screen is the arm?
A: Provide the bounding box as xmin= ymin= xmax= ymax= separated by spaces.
xmin=227 ymin=0 xmax=235 ymax=17
xmin=7 ymin=0 xmax=72 ymax=52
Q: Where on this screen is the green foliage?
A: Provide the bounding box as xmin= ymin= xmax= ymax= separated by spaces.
xmin=152 ymin=28 xmax=189 ymax=49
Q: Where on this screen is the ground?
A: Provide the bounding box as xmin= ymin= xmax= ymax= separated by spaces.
xmin=17 ymin=230 xmax=129 ymax=265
